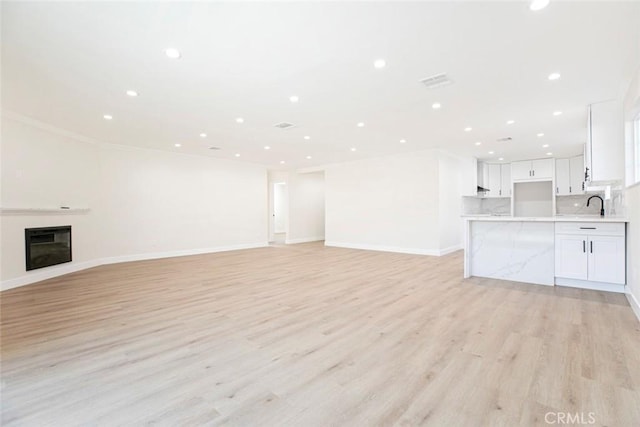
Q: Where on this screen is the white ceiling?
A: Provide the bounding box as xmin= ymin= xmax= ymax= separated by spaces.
xmin=2 ymin=1 xmax=640 ymax=169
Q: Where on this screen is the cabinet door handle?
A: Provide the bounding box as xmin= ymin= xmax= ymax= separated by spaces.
xmin=556 ymin=187 xmax=559 ymax=194
xmin=583 ymin=240 xmax=586 ymax=253
xmin=590 ymin=241 xmax=593 ymax=253
xmin=533 ymin=170 xmax=535 ymax=177
xmin=579 ymin=227 xmax=596 ymax=229
xmin=569 ymin=186 xmax=572 ymax=193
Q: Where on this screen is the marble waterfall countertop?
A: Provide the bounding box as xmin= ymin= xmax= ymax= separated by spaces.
xmin=461 ymin=215 xmax=628 ymax=223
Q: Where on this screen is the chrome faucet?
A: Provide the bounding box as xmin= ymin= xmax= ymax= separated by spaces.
xmin=587 ymin=195 xmax=604 ymax=217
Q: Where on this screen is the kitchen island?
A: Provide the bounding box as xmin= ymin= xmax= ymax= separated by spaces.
xmin=463 ymin=216 xmax=628 ymax=291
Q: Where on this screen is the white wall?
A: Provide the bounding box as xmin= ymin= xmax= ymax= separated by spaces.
xmin=624 ymin=66 xmax=640 ymax=320
xmin=438 ymin=151 xmax=464 ymax=253
xmin=96 ymin=145 xmax=268 ymax=261
xmin=1 ymin=117 xmax=102 ymax=283
xmin=325 ymin=151 xmax=441 ymax=254
xmin=287 ymin=171 xmax=325 ymax=244
xmin=1 ymin=114 xmax=268 ymax=289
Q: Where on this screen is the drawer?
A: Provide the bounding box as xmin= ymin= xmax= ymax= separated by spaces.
xmin=554 ymin=222 xmax=625 ymax=236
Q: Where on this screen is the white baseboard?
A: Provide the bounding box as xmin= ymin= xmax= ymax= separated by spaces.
xmin=1 ymin=242 xmax=269 ymax=291
xmin=324 ymin=241 xmax=442 ymax=256
xmin=626 ymin=289 xmax=640 ymax=324
xmin=284 ymin=236 xmax=324 ymax=244
xmin=100 ymin=242 xmax=269 ymax=265
xmin=1 ymin=259 xmax=102 ymax=291
xmin=439 ymin=244 xmax=463 ymax=256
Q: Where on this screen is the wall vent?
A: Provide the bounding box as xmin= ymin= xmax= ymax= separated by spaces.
xmin=419 ymin=73 xmax=453 ymax=89
xmin=274 ymin=122 xmax=296 ymax=129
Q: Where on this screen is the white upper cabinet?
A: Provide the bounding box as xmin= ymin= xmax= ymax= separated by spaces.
xmin=486 ymin=164 xmax=502 ymax=198
xmin=478 ymin=162 xmax=511 ymax=197
xmin=500 ymin=164 xmax=511 ymax=197
xmin=586 ymin=100 xmax=623 ymax=182
xmin=556 ymin=155 xmax=585 ymax=196
xmin=569 ymin=155 xmax=585 ymax=194
xmin=511 ymin=158 xmax=554 ymax=181
xmin=556 ymin=158 xmax=571 ymax=195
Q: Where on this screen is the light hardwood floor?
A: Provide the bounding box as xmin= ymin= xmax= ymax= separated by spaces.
xmin=1 ymin=242 xmax=639 ymax=426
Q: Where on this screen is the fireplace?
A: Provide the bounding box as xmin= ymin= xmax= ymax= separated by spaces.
xmin=25 ymin=226 xmax=72 ymax=271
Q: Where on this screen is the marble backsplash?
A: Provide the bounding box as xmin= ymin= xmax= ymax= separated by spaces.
xmin=463 ymin=187 xmax=625 ymax=217
xmin=462 ymin=197 xmax=511 ymax=215
xmin=556 ymin=189 xmax=625 ymax=216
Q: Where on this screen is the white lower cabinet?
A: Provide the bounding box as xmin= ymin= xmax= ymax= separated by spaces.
xmin=586 ymin=235 xmax=625 ymax=284
xmin=554 ymin=222 xmax=626 ymax=287
xmin=555 ymin=234 xmax=588 ymax=280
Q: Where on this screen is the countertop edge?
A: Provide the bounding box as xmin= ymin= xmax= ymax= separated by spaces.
xmin=461 ymin=216 xmax=628 ymax=223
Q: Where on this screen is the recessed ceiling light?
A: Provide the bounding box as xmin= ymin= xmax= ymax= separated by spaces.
xmin=264 ymin=146 xmax=271 ymax=150
xmin=126 ymin=90 xmax=138 ymax=97
xmin=199 ymin=133 xmax=207 ymax=138
xmin=553 ymin=111 xmax=562 ymax=116
xmin=174 ymin=143 xmax=181 ymax=147
xmin=507 ymin=120 xmax=515 ymax=125
xmin=374 ymin=59 xmax=386 ymax=69
xmin=498 ymin=157 xmax=504 ymax=161
xmin=464 ymin=127 xmax=472 ymax=132
xmin=542 ymin=144 xmax=550 ymax=148
xmin=530 ymin=0 xmax=550 ymax=11
xmin=537 ymin=133 xmax=545 ymax=137
xmin=546 ymin=152 xmax=553 ymax=156
xmin=432 ymin=103 xmax=441 ymax=109
xmin=475 ymin=141 xmax=482 ymax=146
xmin=306 ymin=155 xmax=312 ymax=159
xmin=289 ymin=95 xmax=299 ymax=103
xmin=350 ymin=147 xmax=357 ymax=152
xmin=103 ymin=114 xmax=113 ymax=120
xmin=357 ymin=122 xmax=365 ymax=127
xmin=165 ymin=48 xmax=181 ymax=59
xmin=236 ymin=117 xmax=244 ymax=123
xmin=235 ymin=153 xmax=240 ymax=157
xmin=488 ymin=151 xmax=495 ymax=154
xmin=400 ymin=139 xmax=407 ymax=144
xmin=548 ymin=72 xmax=561 ymax=81
xmin=280 ymin=160 xmax=285 ymax=164
xmin=304 ymin=136 xmax=310 ymax=140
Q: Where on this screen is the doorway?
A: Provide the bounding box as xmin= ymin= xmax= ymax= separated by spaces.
xmin=272 ymin=182 xmax=287 ymax=244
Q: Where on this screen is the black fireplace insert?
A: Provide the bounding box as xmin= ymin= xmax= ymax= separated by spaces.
xmin=25 ymin=226 xmax=72 ymax=271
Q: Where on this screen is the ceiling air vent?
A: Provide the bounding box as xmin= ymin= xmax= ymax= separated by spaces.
xmin=274 ymin=122 xmax=296 ymax=129
xmin=419 ymin=73 xmax=453 ymax=89
xmin=208 ymin=146 xmax=221 ymax=150
xmin=496 ymin=137 xmax=512 ymax=143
